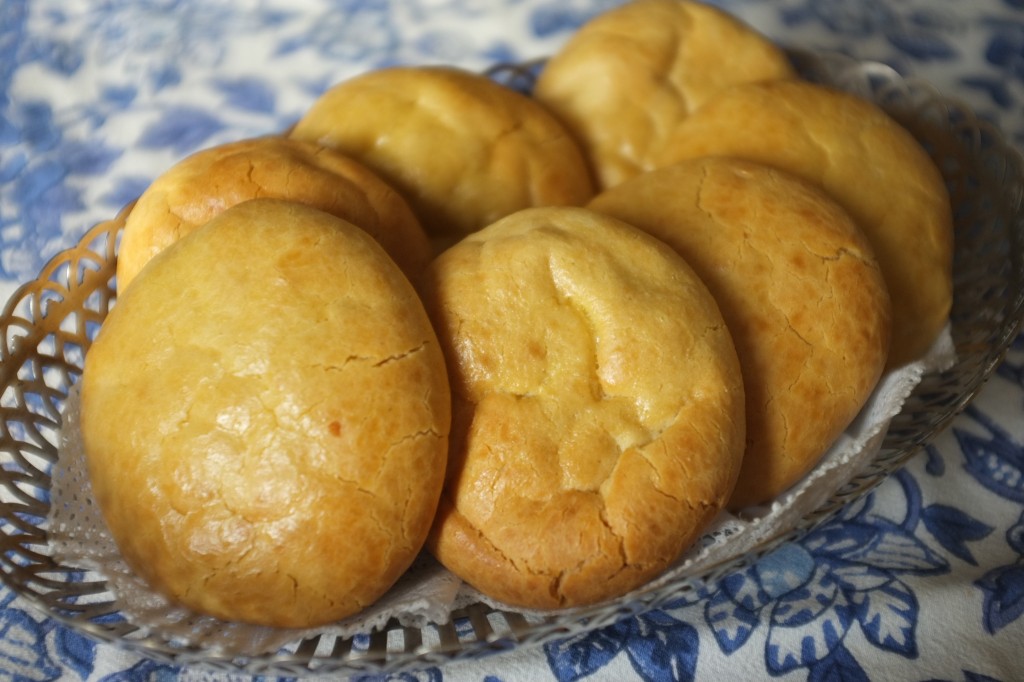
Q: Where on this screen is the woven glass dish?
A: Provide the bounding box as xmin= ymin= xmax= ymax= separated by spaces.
xmin=0 ymin=50 xmax=1022 ymax=676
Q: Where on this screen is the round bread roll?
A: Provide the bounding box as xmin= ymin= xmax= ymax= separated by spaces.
xmin=533 ymin=0 xmax=795 ymax=190
xmin=116 ymin=135 xmax=431 ymax=292
xmin=422 ymin=206 xmax=745 ymax=609
xmin=655 ymin=79 xmax=953 ymax=367
xmin=289 ymin=66 xmax=595 ymax=242
xmin=589 ymin=157 xmax=892 ymax=508
xmin=81 ymin=199 xmax=451 ymax=628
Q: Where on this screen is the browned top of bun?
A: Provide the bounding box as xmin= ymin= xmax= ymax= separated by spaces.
xmin=657 ymin=79 xmax=953 ymax=367
xmin=590 ymin=157 xmax=892 ymax=508
xmin=82 ymin=199 xmax=450 ymax=627
xmin=290 ymin=66 xmax=595 ymax=239
xmin=534 ymin=0 xmax=795 ymax=189
xmin=422 ymin=206 xmax=745 ymax=609
xmin=117 ymin=135 xmax=430 ymax=292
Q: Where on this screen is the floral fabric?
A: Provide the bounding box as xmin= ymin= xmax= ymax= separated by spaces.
xmin=2 ymin=1 xmax=1023 ymax=680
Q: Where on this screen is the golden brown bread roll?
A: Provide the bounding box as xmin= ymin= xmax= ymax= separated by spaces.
xmin=289 ymin=66 xmax=595 ymax=242
xmin=81 ymin=199 xmax=451 ymax=628
xmin=116 ymin=135 xmax=431 ymax=292
xmin=533 ymin=0 xmax=795 ymax=190
xmin=589 ymin=157 xmax=892 ymax=508
xmin=422 ymin=206 xmax=745 ymax=609
xmin=655 ymin=79 xmax=953 ymax=367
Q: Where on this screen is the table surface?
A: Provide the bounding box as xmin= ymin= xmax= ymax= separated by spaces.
xmin=2 ymin=1 xmax=1024 ymax=680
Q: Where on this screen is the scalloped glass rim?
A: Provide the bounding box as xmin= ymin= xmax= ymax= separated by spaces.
xmin=0 ymin=50 xmax=1021 ymax=676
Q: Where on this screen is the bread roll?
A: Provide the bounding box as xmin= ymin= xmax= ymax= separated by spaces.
xmin=534 ymin=0 xmax=795 ymax=190
xmin=589 ymin=157 xmax=892 ymax=508
xmin=422 ymin=206 xmax=745 ymax=609
xmin=82 ymin=199 xmax=451 ymax=627
xmin=656 ymin=79 xmax=953 ymax=367
xmin=117 ymin=135 xmax=430 ymax=292
xmin=290 ymin=66 xmax=595 ymax=242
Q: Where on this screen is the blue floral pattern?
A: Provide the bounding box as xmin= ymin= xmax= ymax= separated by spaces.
xmin=975 ymin=511 xmax=1024 ymax=634
xmin=957 ymin=406 xmax=1024 ymax=505
xmin=3 ymin=0 xmax=1024 ymax=680
xmin=541 ymin=445 xmax=1019 ymax=682
xmin=546 ymin=603 xmax=700 ymax=681
xmin=0 ymin=589 xmax=97 ymax=681
xmin=703 ymin=474 xmax=949 ymax=680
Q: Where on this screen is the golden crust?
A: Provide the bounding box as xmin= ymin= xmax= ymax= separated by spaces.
xmin=116 ymin=135 xmax=431 ymax=292
xmin=422 ymin=206 xmax=745 ymax=608
xmin=533 ymin=0 xmax=795 ymax=190
xmin=289 ymin=66 xmax=595 ymax=239
xmin=81 ymin=199 xmax=451 ymax=628
xmin=589 ymin=158 xmax=892 ymax=508
xmin=655 ymin=79 xmax=953 ymax=367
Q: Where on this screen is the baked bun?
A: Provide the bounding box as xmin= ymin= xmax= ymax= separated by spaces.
xmin=116 ymin=135 xmax=430 ymax=292
xmin=533 ymin=0 xmax=795 ymax=190
xmin=289 ymin=66 xmax=595 ymax=242
xmin=422 ymin=206 xmax=745 ymax=609
xmin=655 ymin=79 xmax=953 ymax=367
xmin=589 ymin=158 xmax=892 ymax=508
xmin=81 ymin=199 xmax=451 ymax=628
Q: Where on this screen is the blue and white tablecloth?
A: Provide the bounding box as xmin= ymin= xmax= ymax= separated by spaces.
xmin=2 ymin=1 xmax=1024 ymax=680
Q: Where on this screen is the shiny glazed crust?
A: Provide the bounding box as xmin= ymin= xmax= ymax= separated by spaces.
xmin=422 ymin=206 xmax=745 ymax=609
xmin=289 ymin=66 xmax=595 ymax=240
xmin=533 ymin=0 xmax=795 ymax=190
xmin=81 ymin=199 xmax=451 ymax=628
xmin=589 ymin=158 xmax=892 ymax=508
xmin=116 ymin=135 xmax=431 ymax=292
xmin=656 ymin=79 xmax=953 ymax=367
